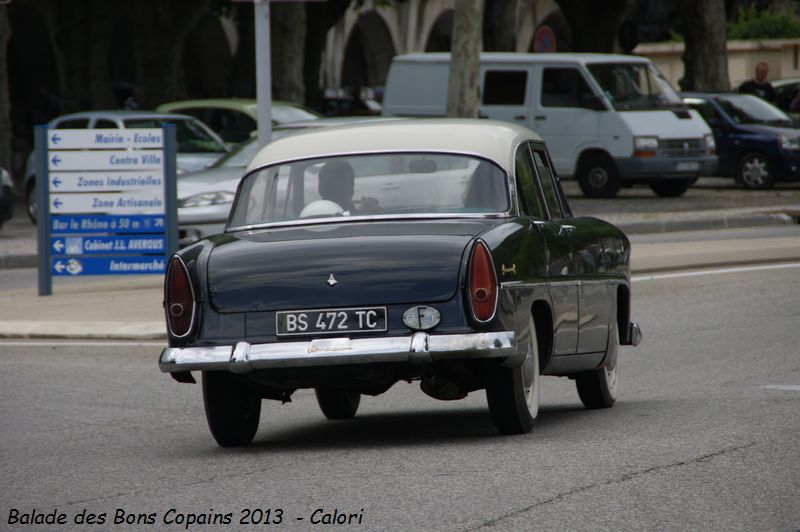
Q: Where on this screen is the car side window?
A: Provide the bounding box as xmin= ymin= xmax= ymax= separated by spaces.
xmin=531 ymin=148 xmax=564 ymax=219
xmin=54 ymin=119 xmax=90 ymax=129
xmin=95 ymin=119 xmax=118 ymax=129
xmin=541 ymin=68 xmax=594 ymax=108
xmin=689 ymin=101 xmax=721 ymax=123
xmin=483 ymin=70 xmax=528 ymax=106
xmin=514 ymin=147 xmax=546 ymax=218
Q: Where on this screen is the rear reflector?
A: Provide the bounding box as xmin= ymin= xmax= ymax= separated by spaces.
xmin=165 ymin=256 xmax=195 ymax=338
xmin=468 ymin=241 xmax=498 ymax=322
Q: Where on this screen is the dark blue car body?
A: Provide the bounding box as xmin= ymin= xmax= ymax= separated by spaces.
xmin=682 ymin=92 xmax=800 ymax=188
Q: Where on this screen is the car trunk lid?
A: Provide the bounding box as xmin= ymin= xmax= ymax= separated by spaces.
xmin=206 ymin=220 xmax=494 ymax=313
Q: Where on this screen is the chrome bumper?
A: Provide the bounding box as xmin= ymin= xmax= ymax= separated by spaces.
xmin=159 ymin=331 xmax=517 ymax=373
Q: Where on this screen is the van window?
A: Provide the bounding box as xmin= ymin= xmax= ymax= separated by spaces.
xmin=541 ymin=68 xmax=594 ymax=108
xmin=514 ymin=147 xmax=545 ymax=218
xmin=531 ymin=149 xmax=564 ymax=219
xmin=587 ymin=62 xmax=682 ymax=111
xmin=483 ymin=71 xmax=527 ymax=106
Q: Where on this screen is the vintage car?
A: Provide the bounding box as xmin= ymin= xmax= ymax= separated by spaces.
xmin=158 ymin=119 xmax=642 ymax=447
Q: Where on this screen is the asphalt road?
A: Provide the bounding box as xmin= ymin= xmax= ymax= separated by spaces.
xmin=1 ymin=263 xmax=798 ymax=530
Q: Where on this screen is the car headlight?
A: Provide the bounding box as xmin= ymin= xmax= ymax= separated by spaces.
xmin=634 ymin=136 xmax=659 ymax=150
xmin=704 ymin=133 xmax=716 ymax=150
xmin=779 ymin=134 xmax=800 ymax=150
xmin=179 ymin=191 xmax=235 ymax=208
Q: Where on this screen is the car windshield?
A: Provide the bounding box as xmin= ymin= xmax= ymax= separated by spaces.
xmin=123 ymin=118 xmax=227 ymax=153
xmin=587 ymin=62 xmax=683 ymax=110
xmin=212 ymin=138 xmax=258 ymax=168
xmin=714 ymin=94 xmax=793 ymax=126
xmin=227 ymin=153 xmax=509 ymax=229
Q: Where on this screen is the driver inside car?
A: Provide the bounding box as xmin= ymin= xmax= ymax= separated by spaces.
xmin=318 ymin=160 xmax=381 ymax=214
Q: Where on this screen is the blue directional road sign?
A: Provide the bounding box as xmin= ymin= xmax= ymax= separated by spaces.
xmin=51 ymin=235 xmax=166 ymax=256
xmin=50 ymin=215 xmax=165 ymax=234
xmin=51 ymin=257 xmax=166 ymax=276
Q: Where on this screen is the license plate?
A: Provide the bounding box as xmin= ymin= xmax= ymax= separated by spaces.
xmin=676 ymin=161 xmax=700 ymax=171
xmin=276 ymin=307 xmax=387 ymax=337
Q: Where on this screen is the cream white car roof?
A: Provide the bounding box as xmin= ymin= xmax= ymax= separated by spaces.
xmin=246 ymin=119 xmax=543 ymax=173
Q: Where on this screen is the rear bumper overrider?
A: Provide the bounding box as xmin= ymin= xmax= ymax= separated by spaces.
xmin=159 ymin=331 xmax=517 ymax=373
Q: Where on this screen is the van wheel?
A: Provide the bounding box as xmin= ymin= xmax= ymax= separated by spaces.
xmin=26 ymin=180 xmax=37 ymax=224
xmin=577 ymin=154 xmax=621 ymax=198
xmin=649 ymin=178 xmax=693 ymax=197
xmin=738 ymin=153 xmax=774 ymax=189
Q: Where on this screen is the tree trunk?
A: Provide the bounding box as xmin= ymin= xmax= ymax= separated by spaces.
xmin=304 ymin=0 xmax=351 ymax=111
xmin=272 ymin=4 xmax=306 ymax=104
xmin=129 ymin=1 xmax=207 ymax=109
xmin=483 ymin=0 xmax=516 ymax=52
xmin=0 ymin=5 xmax=12 ymax=172
xmin=679 ymin=0 xmax=729 ymax=91
xmin=555 ymin=0 xmax=629 ymax=52
xmin=447 ymin=0 xmax=485 ymax=118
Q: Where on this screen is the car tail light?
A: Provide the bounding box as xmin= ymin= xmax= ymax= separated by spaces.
xmin=165 ymin=255 xmax=196 ymax=338
xmin=468 ymin=241 xmax=498 ymax=323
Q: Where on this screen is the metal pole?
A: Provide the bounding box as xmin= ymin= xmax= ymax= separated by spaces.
xmin=162 ymin=124 xmax=178 ymax=257
xmin=35 ymin=126 xmax=52 ymax=296
xmin=255 ymin=0 xmax=272 ymax=149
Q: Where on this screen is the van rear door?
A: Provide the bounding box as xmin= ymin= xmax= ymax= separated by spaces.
xmin=479 ymin=67 xmax=534 ymax=128
xmin=530 ymin=65 xmax=604 ymax=177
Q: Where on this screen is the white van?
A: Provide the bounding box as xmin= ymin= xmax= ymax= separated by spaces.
xmin=382 ymin=53 xmax=717 ymax=198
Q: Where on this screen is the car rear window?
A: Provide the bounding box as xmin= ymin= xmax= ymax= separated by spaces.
xmin=228 ymin=153 xmax=509 ymax=229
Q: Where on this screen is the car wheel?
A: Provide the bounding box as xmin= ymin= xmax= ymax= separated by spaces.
xmin=486 ymin=316 xmax=540 ymax=434
xmin=738 ymin=153 xmax=774 ymax=189
xmin=26 ymin=181 xmax=37 ymax=224
xmin=577 ymin=153 xmax=622 ymax=198
xmin=649 ymin=178 xmax=693 ymax=197
xmin=575 ymin=321 xmax=619 ymax=409
xmin=314 ymin=388 xmax=361 ymax=420
xmin=202 ymin=371 xmax=261 ymax=447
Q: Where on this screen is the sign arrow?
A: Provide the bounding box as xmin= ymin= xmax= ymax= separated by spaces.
xmin=50 ymin=133 xmax=61 ymax=145
xmin=52 ymin=240 xmax=65 ymax=253
xmin=52 ymin=176 xmax=62 ymax=188
xmin=54 ymin=261 xmax=65 ymax=273
xmin=52 ymin=198 xmax=63 ymax=209
xmin=51 ymin=155 xmax=61 ymax=167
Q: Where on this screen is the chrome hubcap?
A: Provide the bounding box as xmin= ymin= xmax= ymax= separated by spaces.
xmin=604 ymin=364 xmax=618 ymax=395
xmin=742 ymin=158 xmax=768 ymax=187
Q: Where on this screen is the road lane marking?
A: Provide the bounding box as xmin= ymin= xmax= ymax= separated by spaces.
xmin=632 ymin=262 xmax=800 ymax=282
xmin=757 ymin=384 xmax=800 ymax=392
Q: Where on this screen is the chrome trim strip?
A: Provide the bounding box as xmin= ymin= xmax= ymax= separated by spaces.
xmin=158 ymin=331 xmax=516 ymax=372
xmin=227 ymin=213 xmax=508 ymax=234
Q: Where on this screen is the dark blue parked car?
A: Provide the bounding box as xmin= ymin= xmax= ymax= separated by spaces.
xmin=682 ymin=92 xmax=800 ymax=189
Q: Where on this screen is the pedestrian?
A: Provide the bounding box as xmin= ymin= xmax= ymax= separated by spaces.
xmin=738 ymin=62 xmax=776 ymax=103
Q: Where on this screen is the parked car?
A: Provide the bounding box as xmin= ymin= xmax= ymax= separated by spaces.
xmin=772 ymin=77 xmax=800 ymax=118
xmin=158 ymin=119 xmax=642 ymax=447
xmin=0 ymin=167 xmax=14 ymax=230
xmin=156 ymin=98 xmax=322 ymax=144
xmin=178 ymin=117 xmax=405 ymax=245
xmin=683 ymin=92 xmax=800 ymax=189
xmin=23 ymin=110 xmax=230 ymax=223
xmin=383 ymin=53 xmax=717 ymax=198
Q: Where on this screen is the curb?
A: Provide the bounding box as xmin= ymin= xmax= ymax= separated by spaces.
xmin=0 ymin=320 xmax=167 ymax=341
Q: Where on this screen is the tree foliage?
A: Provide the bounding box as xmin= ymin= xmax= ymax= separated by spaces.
xmin=727 ymin=4 xmax=800 ymax=39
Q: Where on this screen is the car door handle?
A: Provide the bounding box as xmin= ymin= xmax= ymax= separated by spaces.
xmin=559 ymin=224 xmax=576 ymax=236
xmin=529 ymin=220 xmax=546 ymax=232
xmin=478 ymin=112 xmax=488 ymax=119
xmin=534 ymin=115 xmax=547 ymax=120
xmin=514 ymin=115 xmax=526 ymax=121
